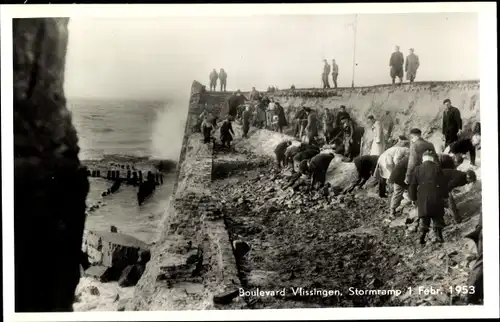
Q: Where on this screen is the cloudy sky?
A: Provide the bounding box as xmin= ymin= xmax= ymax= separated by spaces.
xmin=64 ymin=12 xmax=479 ymax=100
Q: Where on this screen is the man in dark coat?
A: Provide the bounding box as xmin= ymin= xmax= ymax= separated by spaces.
xmin=389 ymin=151 xmax=458 ymax=215
xmin=275 ymin=140 xmax=292 ymax=169
xmin=464 ymin=216 xmax=483 ymax=305
xmin=445 ymin=137 xmax=478 ymax=166
xmin=293 ymin=148 xmax=320 ymax=172
xmin=284 ymin=143 xmax=309 ymax=170
xmin=442 ymin=169 xmax=477 ymax=224
xmin=389 ymin=45 xmax=404 ymax=86
xmin=241 ymin=105 xmax=252 ymax=138
xmin=308 ymin=152 xmax=335 ymax=190
xmin=405 ymin=128 xmax=438 ymax=186
xmin=227 ymin=90 xmax=247 ymax=119
xmin=442 ymin=99 xmax=463 ymax=148
xmin=343 ymin=155 xmax=380 ymax=194
xmin=408 ymin=150 xmax=449 ymax=245
xmin=220 ymin=117 xmax=235 ymax=148
xmin=335 ymin=105 xmax=350 ymax=129
xmin=275 ymin=102 xmax=288 ymax=133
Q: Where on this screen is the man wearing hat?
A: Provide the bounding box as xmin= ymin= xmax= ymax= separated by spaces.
xmin=405 ymin=48 xmax=420 ymax=84
xmin=408 ymin=150 xmax=448 ymax=245
xmin=374 ymin=135 xmax=410 ymax=198
xmin=405 ymin=128 xmax=438 ymax=186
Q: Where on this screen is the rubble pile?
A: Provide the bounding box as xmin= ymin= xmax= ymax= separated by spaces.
xmin=212 ymin=155 xmax=478 ymax=308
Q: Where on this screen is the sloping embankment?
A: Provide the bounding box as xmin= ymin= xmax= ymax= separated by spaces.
xmin=130 ymin=80 xmax=481 ymax=310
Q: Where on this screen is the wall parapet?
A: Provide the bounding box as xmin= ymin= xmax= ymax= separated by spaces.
xmin=129 ymin=81 xmax=244 ymax=310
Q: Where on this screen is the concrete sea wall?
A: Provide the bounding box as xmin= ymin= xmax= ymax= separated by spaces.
xmin=129 ymin=81 xmax=244 ymax=310
xmin=130 ymin=80 xmax=480 ymax=310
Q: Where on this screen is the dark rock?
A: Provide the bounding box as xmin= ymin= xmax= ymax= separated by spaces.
xmin=14 ymin=18 xmax=89 ymax=312
xmin=138 ymin=249 xmax=151 ymax=265
xmin=110 ymin=225 xmax=118 ymax=233
xmin=213 ymin=289 xmax=239 ymax=305
xmin=88 ymin=286 xmax=100 ymax=296
xmin=110 ymin=178 xmax=122 ymax=194
xmin=117 ymin=299 xmax=127 ymax=311
xmin=84 ymin=265 xmax=115 ymax=283
xmin=82 ymin=230 xmax=149 ymax=272
xmin=118 ymin=264 xmax=145 ymax=287
xmin=233 ymin=240 xmax=251 ymax=258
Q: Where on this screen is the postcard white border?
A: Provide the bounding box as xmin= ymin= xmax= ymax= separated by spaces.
xmin=2 ymin=2 xmax=498 ymax=321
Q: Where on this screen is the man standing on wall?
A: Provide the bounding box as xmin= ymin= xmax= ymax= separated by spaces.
xmin=331 ymin=59 xmax=339 ymax=89
xmin=442 ymin=99 xmax=463 ymax=148
xmin=405 ymin=48 xmax=420 ymax=84
xmin=219 ymin=68 xmax=227 ymax=92
xmin=322 ymin=59 xmax=331 ymax=89
xmin=209 ymin=69 xmax=218 ymax=91
xmin=389 ymin=46 xmax=404 ymax=86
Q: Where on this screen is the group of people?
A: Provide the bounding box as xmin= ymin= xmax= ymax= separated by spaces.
xmin=273 ymin=98 xmax=480 ymax=248
xmin=208 ymin=68 xmax=228 ymax=92
xmin=320 ymin=46 xmax=420 ymax=88
xmin=196 ymin=88 xmax=482 ymax=304
xmin=321 ymin=59 xmax=340 ymax=89
xmin=389 ymin=46 xmax=420 ymax=85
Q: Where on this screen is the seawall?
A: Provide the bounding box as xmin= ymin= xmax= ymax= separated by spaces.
xmin=130 ymin=79 xmax=480 ymax=310
xmin=128 ymin=81 xmax=244 ymax=310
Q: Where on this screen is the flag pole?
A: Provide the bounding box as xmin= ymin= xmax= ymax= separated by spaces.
xmin=351 ymin=14 xmax=358 ymax=88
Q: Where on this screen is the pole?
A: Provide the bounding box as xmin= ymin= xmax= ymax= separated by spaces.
xmin=351 ymin=14 xmax=358 ymax=88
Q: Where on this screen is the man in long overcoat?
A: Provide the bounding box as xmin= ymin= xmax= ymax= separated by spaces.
xmin=408 ymin=150 xmax=448 ymax=245
xmin=442 ymin=99 xmax=463 ymax=148
xmin=405 ymin=48 xmax=420 ymax=83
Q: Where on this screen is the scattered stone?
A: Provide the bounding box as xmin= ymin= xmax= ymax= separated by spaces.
xmin=88 ymin=286 xmax=100 ymax=296
xmin=118 ymin=264 xmax=145 ymax=287
xmin=233 ymin=240 xmax=251 ymax=258
xmin=213 ymin=288 xmax=240 ymax=305
xmin=117 ymin=299 xmax=127 ymax=311
xmin=84 ymin=265 xmax=114 ymax=283
xmin=465 ymin=253 xmax=477 ymax=262
xmin=389 ymin=218 xmax=407 ymax=228
xmin=82 ymin=230 xmax=150 ymax=278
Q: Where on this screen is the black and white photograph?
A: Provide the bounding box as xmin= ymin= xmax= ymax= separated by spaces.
xmin=1 ymin=3 xmax=498 ymax=321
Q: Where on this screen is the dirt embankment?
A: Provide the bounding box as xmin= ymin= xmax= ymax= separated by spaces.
xmin=269 ymin=81 xmax=480 ymax=154
xmin=130 ymin=80 xmax=481 ymax=310
xmin=211 ymin=81 xmax=482 ymax=308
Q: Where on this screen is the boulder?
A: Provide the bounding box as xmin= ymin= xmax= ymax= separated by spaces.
xmin=84 ymin=265 xmax=115 ymax=283
xmin=82 ymin=230 xmax=149 ymax=271
xmin=118 ymin=264 xmax=145 ymax=287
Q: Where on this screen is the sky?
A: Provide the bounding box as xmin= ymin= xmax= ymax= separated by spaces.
xmin=64 ymin=12 xmax=479 ymax=100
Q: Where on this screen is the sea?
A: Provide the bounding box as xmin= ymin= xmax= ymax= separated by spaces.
xmin=68 ymin=98 xmax=186 ymax=311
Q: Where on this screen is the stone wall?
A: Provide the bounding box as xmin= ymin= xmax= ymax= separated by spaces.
xmin=129 ymin=82 xmax=243 ymax=310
